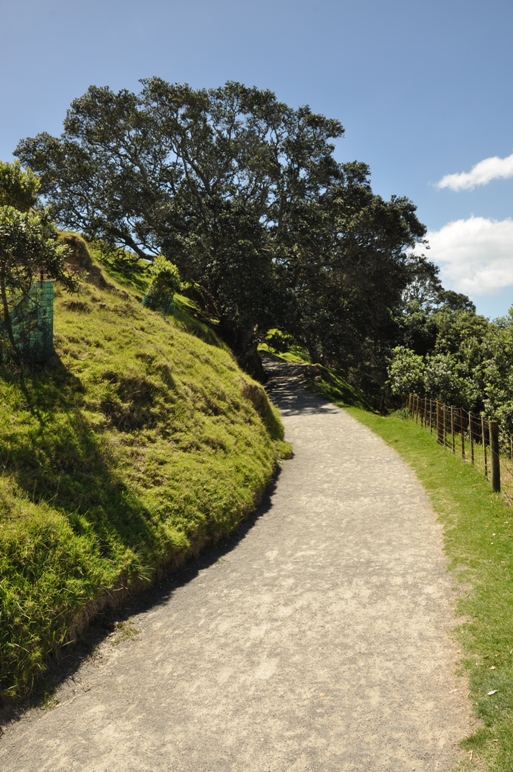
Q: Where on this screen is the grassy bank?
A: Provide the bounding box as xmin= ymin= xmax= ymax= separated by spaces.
xmin=0 ymin=243 xmax=288 ymax=702
xmin=343 ymin=407 xmax=513 ymax=770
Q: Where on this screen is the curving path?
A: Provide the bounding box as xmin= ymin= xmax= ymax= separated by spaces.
xmin=0 ymin=360 xmax=471 ymax=770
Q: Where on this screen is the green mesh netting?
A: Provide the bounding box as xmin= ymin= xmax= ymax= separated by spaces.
xmin=0 ymin=281 xmax=54 ymax=363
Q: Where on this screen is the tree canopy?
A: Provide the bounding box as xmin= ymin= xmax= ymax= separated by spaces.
xmin=15 ymin=79 xmax=428 ymax=374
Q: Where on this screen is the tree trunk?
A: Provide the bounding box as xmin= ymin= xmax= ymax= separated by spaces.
xmin=0 ymin=277 xmax=20 ymax=362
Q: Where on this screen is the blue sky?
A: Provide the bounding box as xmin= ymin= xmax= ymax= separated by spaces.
xmin=2 ymin=0 xmax=512 ymax=318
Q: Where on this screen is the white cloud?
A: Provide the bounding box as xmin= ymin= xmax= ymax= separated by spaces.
xmin=415 ymin=216 xmax=513 ymax=295
xmin=436 ymin=153 xmax=513 ymax=191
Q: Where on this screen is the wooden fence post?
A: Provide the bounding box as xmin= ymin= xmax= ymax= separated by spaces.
xmin=436 ymin=402 xmax=443 ymax=444
xmin=489 ymin=420 xmax=500 ymax=492
xmin=416 ymin=398 xmax=507 ymax=496
xmin=482 ymin=415 xmax=488 ymax=479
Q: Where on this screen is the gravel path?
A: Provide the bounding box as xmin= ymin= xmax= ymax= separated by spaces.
xmin=0 ymin=361 xmax=472 ymax=770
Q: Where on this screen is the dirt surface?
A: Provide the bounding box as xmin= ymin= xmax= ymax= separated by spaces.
xmin=0 ymin=359 xmax=473 ymax=770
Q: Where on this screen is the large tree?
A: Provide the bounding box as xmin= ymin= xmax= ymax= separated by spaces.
xmin=274 ymin=161 xmax=427 ymax=372
xmin=15 ymin=80 xmax=427 ymax=372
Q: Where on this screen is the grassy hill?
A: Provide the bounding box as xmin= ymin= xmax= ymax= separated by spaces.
xmin=0 ymin=237 xmax=289 ymax=702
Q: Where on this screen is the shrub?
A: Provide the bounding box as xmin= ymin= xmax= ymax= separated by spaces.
xmin=143 ymin=256 xmax=181 ymax=315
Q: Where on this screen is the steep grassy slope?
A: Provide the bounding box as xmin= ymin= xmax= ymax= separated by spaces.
xmin=0 ymin=249 xmax=287 ymax=700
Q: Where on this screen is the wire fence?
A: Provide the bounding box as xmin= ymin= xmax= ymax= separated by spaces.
xmin=407 ymin=394 xmax=513 ymax=503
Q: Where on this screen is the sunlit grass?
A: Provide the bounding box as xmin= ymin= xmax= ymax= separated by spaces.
xmin=0 ymin=250 xmax=287 ymax=701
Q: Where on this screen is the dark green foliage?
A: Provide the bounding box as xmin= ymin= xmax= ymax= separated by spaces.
xmin=388 ymin=298 xmax=513 ymax=416
xmin=15 ymin=80 xmax=427 ymax=379
xmin=279 ymin=170 xmax=426 ymax=374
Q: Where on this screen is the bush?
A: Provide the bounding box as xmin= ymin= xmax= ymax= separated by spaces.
xmin=143 ymin=256 xmax=181 ymax=315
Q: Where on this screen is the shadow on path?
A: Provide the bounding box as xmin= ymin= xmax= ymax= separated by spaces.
xmin=263 ymin=354 xmax=339 ymax=418
xmin=266 ymin=377 xmax=339 ymax=417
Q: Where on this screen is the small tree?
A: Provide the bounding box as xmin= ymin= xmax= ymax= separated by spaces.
xmin=0 ymin=161 xmax=78 ymax=361
xmin=387 ymin=346 xmax=426 ymax=397
xmin=142 ymin=255 xmax=181 ymax=315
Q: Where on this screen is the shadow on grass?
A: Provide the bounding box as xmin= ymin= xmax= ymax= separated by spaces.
xmin=0 ymin=356 xmax=159 ymax=561
xmin=0 ymin=468 xmax=282 ymax=732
